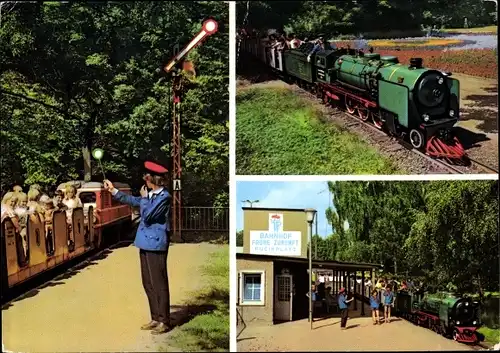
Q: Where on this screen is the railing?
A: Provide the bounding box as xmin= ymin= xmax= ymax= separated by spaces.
xmin=181 ymin=207 xmax=229 ymax=232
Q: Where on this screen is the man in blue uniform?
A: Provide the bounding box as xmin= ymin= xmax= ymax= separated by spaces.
xmin=103 ymin=161 xmax=171 ymax=335
xmin=338 ymin=287 xmax=354 ymax=330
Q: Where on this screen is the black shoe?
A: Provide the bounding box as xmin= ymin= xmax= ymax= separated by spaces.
xmin=151 ymin=322 xmax=171 ymax=335
xmin=141 ymin=320 xmax=160 ymax=330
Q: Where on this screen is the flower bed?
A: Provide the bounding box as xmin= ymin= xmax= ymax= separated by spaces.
xmin=368 ymin=38 xmax=465 ymax=48
xmin=331 ymin=38 xmax=473 ymax=50
xmin=376 ymin=49 xmax=498 ymax=79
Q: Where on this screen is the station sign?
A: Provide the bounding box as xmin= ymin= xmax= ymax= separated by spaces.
xmin=249 ymin=213 xmax=301 ymax=257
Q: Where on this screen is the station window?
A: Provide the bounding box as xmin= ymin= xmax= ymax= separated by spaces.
xmin=239 ymin=271 xmax=265 ymax=305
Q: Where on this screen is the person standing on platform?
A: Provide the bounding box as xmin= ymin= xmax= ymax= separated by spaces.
xmin=338 ymin=287 xmax=354 ymax=330
xmin=103 ymin=161 xmax=172 ymax=335
xmin=370 ymin=290 xmax=381 ymax=325
xmin=384 ymin=285 xmax=395 ymax=323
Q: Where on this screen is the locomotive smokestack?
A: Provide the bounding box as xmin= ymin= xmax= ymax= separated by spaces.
xmin=409 ymin=57 xmax=423 ymax=69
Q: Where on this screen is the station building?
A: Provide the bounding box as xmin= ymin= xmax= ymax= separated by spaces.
xmin=236 ymin=207 xmax=381 ymax=325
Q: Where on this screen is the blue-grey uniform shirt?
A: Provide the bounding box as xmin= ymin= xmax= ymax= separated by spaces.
xmin=112 ymin=188 xmax=171 ymax=251
xmin=338 ymin=293 xmax=348 ymax=309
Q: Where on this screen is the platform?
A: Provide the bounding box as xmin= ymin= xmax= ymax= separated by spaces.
xmin=237 ymin=303 xmax=477 ymax=351
xmin=2 ymin=242 xmax=223 ymax=352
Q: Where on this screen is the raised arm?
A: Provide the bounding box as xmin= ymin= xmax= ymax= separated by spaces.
xmin=104 ymin=179 xmax=143 ymax=208
xmin=112 ymin=189 xmax=142 ymax=208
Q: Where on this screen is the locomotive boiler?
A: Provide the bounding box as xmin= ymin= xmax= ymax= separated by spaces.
xmin=395 ymin=291 xmax=482 ymax=343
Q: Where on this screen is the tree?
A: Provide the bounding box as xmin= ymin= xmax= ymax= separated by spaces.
xmin=324 ymin=180 xmax=498 ymax=295
xmin=236 ymin=230 xmax=243 ymax=247
xmin=1 ymin=1 xmax=228 ymax=206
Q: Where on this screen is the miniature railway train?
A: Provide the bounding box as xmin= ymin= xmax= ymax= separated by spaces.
xmin=1 ymin=181 xmax=133 ymax=299
xmin=240 ymin=36 xmax=466 ymax=161
xmin=354 ymin=289 xmax=482 ymax=343
xmin=392 ymin=291 xmax=482 ymax=343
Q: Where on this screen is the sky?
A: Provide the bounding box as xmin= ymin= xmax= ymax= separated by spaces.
xmin=236 ymin=181 xmax=335 ymax=237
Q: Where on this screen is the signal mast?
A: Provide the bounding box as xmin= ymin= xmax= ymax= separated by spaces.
xmin=163 ymin=19 xmax=218 ymax=242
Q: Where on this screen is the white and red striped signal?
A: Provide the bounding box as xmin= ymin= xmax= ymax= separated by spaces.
xmin=164 ymin=19 xmax=218 ymax=73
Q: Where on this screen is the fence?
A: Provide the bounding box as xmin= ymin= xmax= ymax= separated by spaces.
xmin=181 ymin=207 xmax=229 ymax=231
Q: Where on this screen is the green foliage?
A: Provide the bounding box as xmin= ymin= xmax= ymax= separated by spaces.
xmin=478 ymin=327 xmax=500 ymax=345
xmin=1 ymin=1 xmax=228 ymax=206
xmin=236 ymin=87 xmax=398 ymax=175
xmin=319 ymin=180 xmax=499 ymax=296
xmin=236 ymin=230 xmax=243 ymax=247
xmin=236 ymin=0 xmax=496 ymax=36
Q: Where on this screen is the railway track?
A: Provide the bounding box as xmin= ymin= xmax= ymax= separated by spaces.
xmin=240 ymin=55 xmax=498 ymax=175
xmin=294 ymin=79 xmax=498 ymax=175
xmin=1 ymin=239 xmax=132 ymax=306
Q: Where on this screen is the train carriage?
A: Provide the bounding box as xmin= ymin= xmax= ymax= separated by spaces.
xmin=1 ymin=181 xmax=133 ymax=298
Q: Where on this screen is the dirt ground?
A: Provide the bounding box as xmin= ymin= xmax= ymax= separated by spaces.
xmin=1 ymin=242 xmax=224 ymax=353
xmin=237 ymin=304 xmax=478 ymax=352
xmin=453 ymin=73 xmax=498 ymax=170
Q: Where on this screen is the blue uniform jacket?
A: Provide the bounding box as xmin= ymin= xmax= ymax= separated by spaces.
xmin=113 ymin=189 xmax=171 ymax=251
xmin=338 ymin=293 xmax=348 ymax=309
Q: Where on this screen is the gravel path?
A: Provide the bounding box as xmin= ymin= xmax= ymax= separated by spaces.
xmin=237 ymin=305 xmax=478 ymax=352
xmin=2 ymin=242 xmax=223 ymax=352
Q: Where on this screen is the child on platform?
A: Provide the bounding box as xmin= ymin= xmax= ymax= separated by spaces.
xmin=370 ymin=290 xmax=380 ymax=325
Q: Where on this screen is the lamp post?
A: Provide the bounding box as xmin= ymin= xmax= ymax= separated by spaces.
xmin=305 ymin=208 xmax=317 ymax=330
xmin=242 ymin=199 xmax=259 ymax=208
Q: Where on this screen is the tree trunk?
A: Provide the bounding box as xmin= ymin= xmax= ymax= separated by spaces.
xmin=394 ymin=259 xmax=397 ymax=276
xmin=476 ymin=274 xmax=484 ymax=303
xmin=82 ymin=145 xmax=91 ymax=182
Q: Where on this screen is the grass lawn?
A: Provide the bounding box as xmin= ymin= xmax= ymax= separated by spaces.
xmin=478 ymin=327 xmax=500 ymax=346
xmin=161 ymin=246 xmax=229 ymax=352
xmin=236 ymin=87 xmax=399 ymax=175
xmin=442 ymin=25 xmax=497 ymax=34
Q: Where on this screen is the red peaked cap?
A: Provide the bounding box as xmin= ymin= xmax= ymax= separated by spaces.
xmin=339 ymin=287 xmax=346 ymax=293
xmin=144 ymin=161 xmax=168 ymax=175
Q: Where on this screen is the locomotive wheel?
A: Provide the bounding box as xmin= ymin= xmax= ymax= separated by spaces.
xmin=358 ymin=106 xmax=371 ymax=121
xmin=322 ymin=93 xmax=329 ymax=106
xmin=345 ymin=98 xmax=356 ymax=114
xmin=409 ymin=129 xmax=425 ymax=149
xmin=372 ymin=111 xmax=385 ymax=129
xmin=315 ymin=86 xmax=322 ymax=99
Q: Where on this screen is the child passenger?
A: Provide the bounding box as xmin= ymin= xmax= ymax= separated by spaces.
xmin=1 ymin=192 xmax=18 ymax=223
xmin=62 ymin=184 xmax=82 ymax=246
xmin=14 ymin=192 xmax=30 ymax=257
xmin=43 ymin=198 xmax=56 ymax=255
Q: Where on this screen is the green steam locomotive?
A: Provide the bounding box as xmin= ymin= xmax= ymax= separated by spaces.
xmin=241 ymin=37 xmax=466 ymax=160
xmin=394 ymin=291 xmax=482 ymax=343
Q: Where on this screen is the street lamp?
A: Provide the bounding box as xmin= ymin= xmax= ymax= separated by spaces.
xmin=305 ymin=208 xmax=317 ymax=330
xmin=242 ymin=199 xmax=259 ymax=208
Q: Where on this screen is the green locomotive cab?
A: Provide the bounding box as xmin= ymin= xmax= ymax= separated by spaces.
xmin=314 ymin=49 xmax=340 ymax=84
